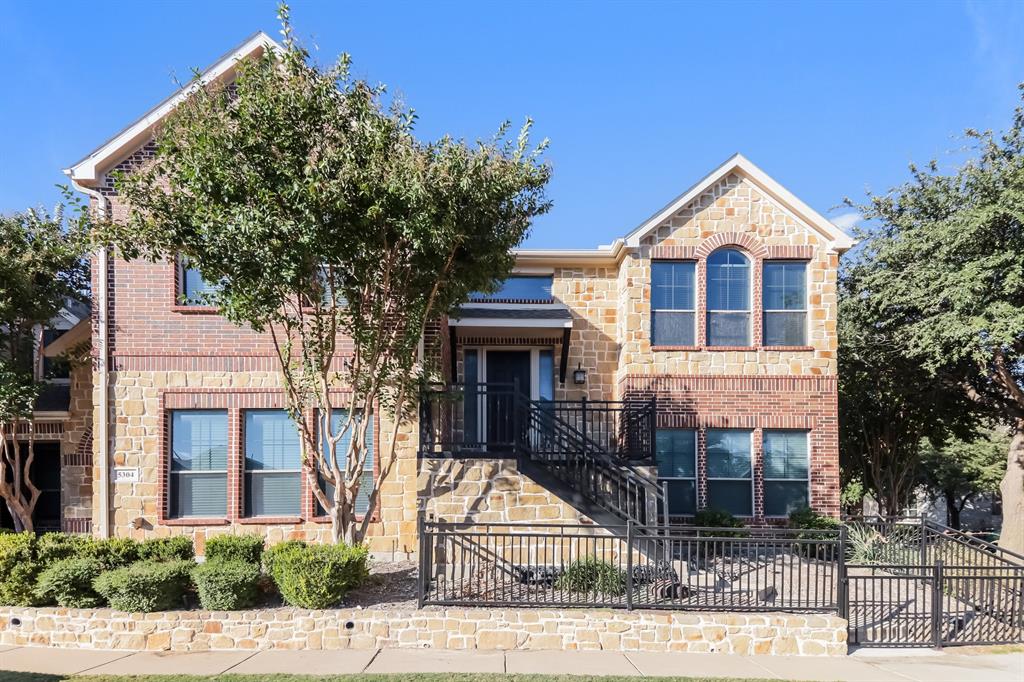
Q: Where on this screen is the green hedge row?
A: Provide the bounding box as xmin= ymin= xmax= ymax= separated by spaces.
xmin=0 ymin=532 xmax=368 ymax=612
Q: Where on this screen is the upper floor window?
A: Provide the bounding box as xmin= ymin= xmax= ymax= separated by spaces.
xmin=706 ymin=249 xmax=750 ymax=346
xmin=763 ymin=262 xmax=807 ymax=346
xmin=244 ymin=410 xmax=302 ymax=517
xmin=651 ymin=262 xmax=696 ymax=346
xmin=179 ymin=259 xmax=220 ymax=306
xmin=169 ymin=410 xmax=228 ymax=518
xmin=469 ymin=275 xmax=553 ymax=302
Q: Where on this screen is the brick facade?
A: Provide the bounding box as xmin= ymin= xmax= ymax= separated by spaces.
xmin=63 ymin=91 xmax=844 ymax=547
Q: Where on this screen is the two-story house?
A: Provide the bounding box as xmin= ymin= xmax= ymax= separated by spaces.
xmin=58 ymin=33 xmax=853 ymax=557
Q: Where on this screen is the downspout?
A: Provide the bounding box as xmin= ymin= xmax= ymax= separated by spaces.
xmin=67 ymin=178 xmax=111 ymax=539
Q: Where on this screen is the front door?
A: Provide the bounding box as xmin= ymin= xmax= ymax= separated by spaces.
xmin=485 ymin=350 xmax=531 ymax=448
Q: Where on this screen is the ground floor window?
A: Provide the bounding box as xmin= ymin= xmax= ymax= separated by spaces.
xmin=656 ymin=429 xmax=696 ymax=515
xmin=317 ymin=410 xmax=374 ymax=516
xmin=763 ymin=430 xmax=810 ymax=516
xmin=169 ymin=410 xmax=228 ymax=518
xmin=244 ymin=410 xmax=302 ymax=517
xmin=706 ymin=429 xmax=753 ymax=516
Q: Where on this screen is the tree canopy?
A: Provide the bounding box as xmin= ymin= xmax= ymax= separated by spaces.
xmin=847 ymin=85 xmax=1024 ymax=552
xmin=920 ymin=428 xmax=1007 ymax=530
xmin=96 ymin=5 xmax=552 ymax=543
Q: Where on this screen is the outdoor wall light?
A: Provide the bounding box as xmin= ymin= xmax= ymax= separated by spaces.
xmin=573 ymin=363 xmax=587 ymax=385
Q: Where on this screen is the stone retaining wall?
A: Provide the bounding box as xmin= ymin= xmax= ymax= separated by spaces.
xmin=0 ymin=606 xmax=846 ymax=656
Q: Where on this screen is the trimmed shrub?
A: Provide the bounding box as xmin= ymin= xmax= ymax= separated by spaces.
xmin=139 ymin=536 xmax=195 ymax=562
xmin=0 ymin=532 xmax=42 ymax=606
xmin=554 ymin=558 xmax=626 ymax=596
xmin=205 ymin=534 xmax=264 ymax=565
xmin=36 ymin=533 xmax=90 ymax=566
xmin=93 ymin=559 xmax=194 ymax=612
xmin=263 ymin=540 xmax=307 ymax=577
xmin=788 ymin=507 xmax=841 ymax=560
xmin=83 ymin=537 xmax=141 ymax=568
xmin=693 ymin=508 xmax=748 ymax=538
xmin=788 ymin=507 xmax=840 ymax=531
xmin=191 ymin=560 xmax=261 ymax=610
xmin=270 ymin=543 xmax=369 ymax=609
xmin=34 ymin=557 xmax=105 ymax=608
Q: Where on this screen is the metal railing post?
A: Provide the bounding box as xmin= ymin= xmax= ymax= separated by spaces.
xmin=837 ymin=524 xmax=848 ymax=618
xmin=661 ymin=481 xmax=670 ymax=530
xmin=931 ymin=560 xmax=944 ymax=649
xmin=580 ymin=395 xmax=588 ymax=449
xmin=625 ymin=520 xmax=634 ymax=611
xmin=416 ymin=509 xmax=426 ymax=608
xmin=919 ymin=516 xmax=928 ymax=566
xmin=512 ymin=378 xmax=521 ymax=456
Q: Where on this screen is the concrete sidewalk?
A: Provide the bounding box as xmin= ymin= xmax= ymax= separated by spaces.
xmin=0 ymin=644 xmax=1021 ymax=681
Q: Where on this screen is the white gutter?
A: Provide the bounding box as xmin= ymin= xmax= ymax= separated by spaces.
xmin=67 ymin=178 xmax=111 ymax=539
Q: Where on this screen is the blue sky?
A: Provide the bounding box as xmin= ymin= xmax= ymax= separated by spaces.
xmin=2 ymin=0 xmax=1022 ymax=248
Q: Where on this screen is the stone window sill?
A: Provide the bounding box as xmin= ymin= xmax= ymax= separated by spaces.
xmin=310 ymin=514 xmax=378 ymax=524
xmin=238 ymin=516 xmax=304 ymax=525
xmin=162 ymin=518 xmax=230 ymax=526
xmin=703 ymin=346 xmax=759 ymax=352
xmin=651 ymin=346 xmax=701 ymax=352
xmin=763 ymin=345 xmax=815 ymax=352
xmin=171 ymin=306 xmax=220 ymax=314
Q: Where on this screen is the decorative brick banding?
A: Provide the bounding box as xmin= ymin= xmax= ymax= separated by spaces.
xmin=0 ymin=606 xmax=847 ymax=656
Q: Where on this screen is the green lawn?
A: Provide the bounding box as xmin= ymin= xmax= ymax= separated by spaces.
xmin=0 ymin=671 xmax=782 ymax=675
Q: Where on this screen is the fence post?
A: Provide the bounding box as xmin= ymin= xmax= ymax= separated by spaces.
xmin=837 ymin=524 xmax=848 ymax=619
xmin=931 ymin=560 xmax=944 ymax=650
xmin=661 ymin=481 xmax=670 ymax=530
xmin=625 ymin=520 xmax=634 ymax=611
xmin=919 ymin=516 xmax=928 ymax=566
xmin=416 ymin=509 xmax=426 ymax=608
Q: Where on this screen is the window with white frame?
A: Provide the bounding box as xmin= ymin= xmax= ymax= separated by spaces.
xmin=651 ymin=261 xmax=696 ymax=346
xmin=179 ymin=258 xmax=220 ymax=306
xmin=706 ymin=429 xmax=753 ymax=516
xmin=469 ymin=275 xmax=553 ymax=302
xmin=244 ymin=410 xmax=302 ymax=517
xmin=706 ymin=249 xmax=750 ymax=346
xmin=763 ymin=261 xmax=807 ymax=346
xmin=763 ymin=430 xmax=810 ymax=516
xmin=656 ymin=429 xmax=696 ymax=515
xmin=169 ymin=410 xmax=228 ymax=518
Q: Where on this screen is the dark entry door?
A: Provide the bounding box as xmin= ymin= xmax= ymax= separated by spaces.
xmin=485 ymin=351 xmax=531 ymax=449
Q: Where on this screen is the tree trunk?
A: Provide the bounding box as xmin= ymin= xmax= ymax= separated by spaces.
xmin=944 ymin=490 xmax=961 ymax=530
xmin=998 ymin=426 xmax=1024 ymax=555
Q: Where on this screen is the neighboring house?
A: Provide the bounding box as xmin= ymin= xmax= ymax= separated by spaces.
xmin=58 ymin=33 xmax=853 ymax=556
xmin=860 ymin=489 xmax=1003 ymax=533
xmin=0 ymin=298 xmax=92 ymax=533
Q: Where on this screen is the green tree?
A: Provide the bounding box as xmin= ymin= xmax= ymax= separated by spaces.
xmin=96 ymin=5 xmax=551 ymax=544
xmin=0 ymin=207 xmax=88 ymax=531
xmin=838 ymin=265 xmax=980 ymax=518
xmin=849 ymin=85 xmax=1024 ymax=553
xmin=920 ymin=429 xmax=1007 ymax=530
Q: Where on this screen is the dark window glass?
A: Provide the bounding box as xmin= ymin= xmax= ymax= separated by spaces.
xmin=763 ymin=430 xmax=809 ymax=516
xmin=657 ymin=429 xmax=696 ymax=515
xmin=707 ymin=249 xmax=750 ymax=346
xmin=180 ymin=259 xmax=220 ymax=305
xmin=244 ymin=410 xmax=301 ymax=517
xmin=651 ymin=262 xmax=696 ymax=346
xmin=763 ymin=262 xmax=807 ymax=346
xmin=170 ymin=410 xmax=228 ymax=518
xmin=469 ymin=275 xmax=553 ymax=302
xmin=706 ymin=429 xmax=752 ymax=516
xmin=317 ymin=410 xmax=374 ymax=516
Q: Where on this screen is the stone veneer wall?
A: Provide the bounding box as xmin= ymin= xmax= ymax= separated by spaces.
xmin=0 ymin=606 xmax=847 ymax=656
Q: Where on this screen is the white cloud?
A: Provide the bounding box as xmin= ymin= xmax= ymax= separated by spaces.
xmin=830 ymin=212 xmax=860 ymax=231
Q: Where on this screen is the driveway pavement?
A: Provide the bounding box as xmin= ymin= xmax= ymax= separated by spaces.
xmin=0 ymin=645 xmax=1021 ymax=680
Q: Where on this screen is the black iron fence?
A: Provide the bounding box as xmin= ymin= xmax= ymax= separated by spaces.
xmin=418 ymin=518 xmax=842 ymax=612
xmin=542 ymin=397 xmax=656 ymax=462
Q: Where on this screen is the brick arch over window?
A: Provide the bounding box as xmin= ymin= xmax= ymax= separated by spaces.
xmin=694 ymin=232 xmax=769 ymax=260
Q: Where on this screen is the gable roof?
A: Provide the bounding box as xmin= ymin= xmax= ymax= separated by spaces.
xmin=64 ymin=31 xmax=283 ymax=186
xmin=623 ymin=153 xmax=855 ymax=253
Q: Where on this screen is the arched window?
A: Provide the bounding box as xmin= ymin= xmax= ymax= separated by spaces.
xmin=706 ymin=248 xmax=750 ymax=346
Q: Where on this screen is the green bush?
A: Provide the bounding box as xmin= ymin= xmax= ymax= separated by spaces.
xmin=554 ymin=558 xmax=626 ymax=595
xmin=191 ymin=560 xmax=261 ymax=610
xmin=34 ymin=557 xmax=105 ymax=608
xmin=693 ymin=508 xmax=748 ymax=537
xmin=82 ymin=537 xmax=141 ymax=568
xmin=93 ymin=559 xmax=194 ymax=612
xmin=36 ymin=533 xmax=90 ymax=566
xmin=263 ymin=539 xmax=307 ymax=576
xmin=787 ymin=507 xmax=841 ymax=560
xmin=205 ymin=534 xmax=264 ymax=565
xmin=269 ymin=543 xmax=369 ymax=609
xmin=139 ymin=536 xmax=195 ymax=562
xmin=0 ymin=532 xmax=42 ymax=606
